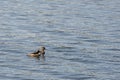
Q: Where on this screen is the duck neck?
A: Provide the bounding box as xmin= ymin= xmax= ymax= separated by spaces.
xmin=41 ymin=50 xmax=45 ymax=54
xmin=38 ymin=50 xmax=45 ymax=55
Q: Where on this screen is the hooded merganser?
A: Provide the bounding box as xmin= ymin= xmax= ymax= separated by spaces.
xmin=27 ymin=47 xmax=46 ymax=57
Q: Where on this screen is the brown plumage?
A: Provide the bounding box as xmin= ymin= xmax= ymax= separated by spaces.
xmin=27 ymin=47 xmax=46 ymax=57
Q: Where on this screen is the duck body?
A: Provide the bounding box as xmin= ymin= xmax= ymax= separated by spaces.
xmin=27 ymin=47 xmax=45 ymax=58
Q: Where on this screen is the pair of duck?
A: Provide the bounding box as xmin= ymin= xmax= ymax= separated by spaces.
xmin=27 ymin=47 xmax=46 ymax=58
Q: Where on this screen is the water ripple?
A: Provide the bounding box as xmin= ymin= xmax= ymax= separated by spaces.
xmin=0 ymin=0 xmax=120 ymax=80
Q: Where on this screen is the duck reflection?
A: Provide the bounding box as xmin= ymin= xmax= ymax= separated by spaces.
xmin=35 ymin=55 xmax=45 ymax=61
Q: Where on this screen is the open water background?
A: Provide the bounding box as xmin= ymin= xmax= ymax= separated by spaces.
xmin=0 ymin=0 xmax=120 ymax=80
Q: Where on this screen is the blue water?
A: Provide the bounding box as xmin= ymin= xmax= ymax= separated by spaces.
xmin=0 ymin=0 xmax=120 ymax=80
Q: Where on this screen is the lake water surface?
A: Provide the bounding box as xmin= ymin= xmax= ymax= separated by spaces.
xmin=0 ymin=0 xmax=120 ymax=80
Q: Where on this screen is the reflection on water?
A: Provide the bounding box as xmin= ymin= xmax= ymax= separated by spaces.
xmin=0 ymin=0 xmax=120 ymax=80
xmin=27 ymin=55 xmax=46 ymax=62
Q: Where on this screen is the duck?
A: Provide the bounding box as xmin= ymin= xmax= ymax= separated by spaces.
xmin=27 ymin=47 xmax=46 ymax=57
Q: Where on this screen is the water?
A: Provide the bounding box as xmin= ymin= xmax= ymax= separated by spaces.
xmin=0 ymin=0 xmax=120 ymax=80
